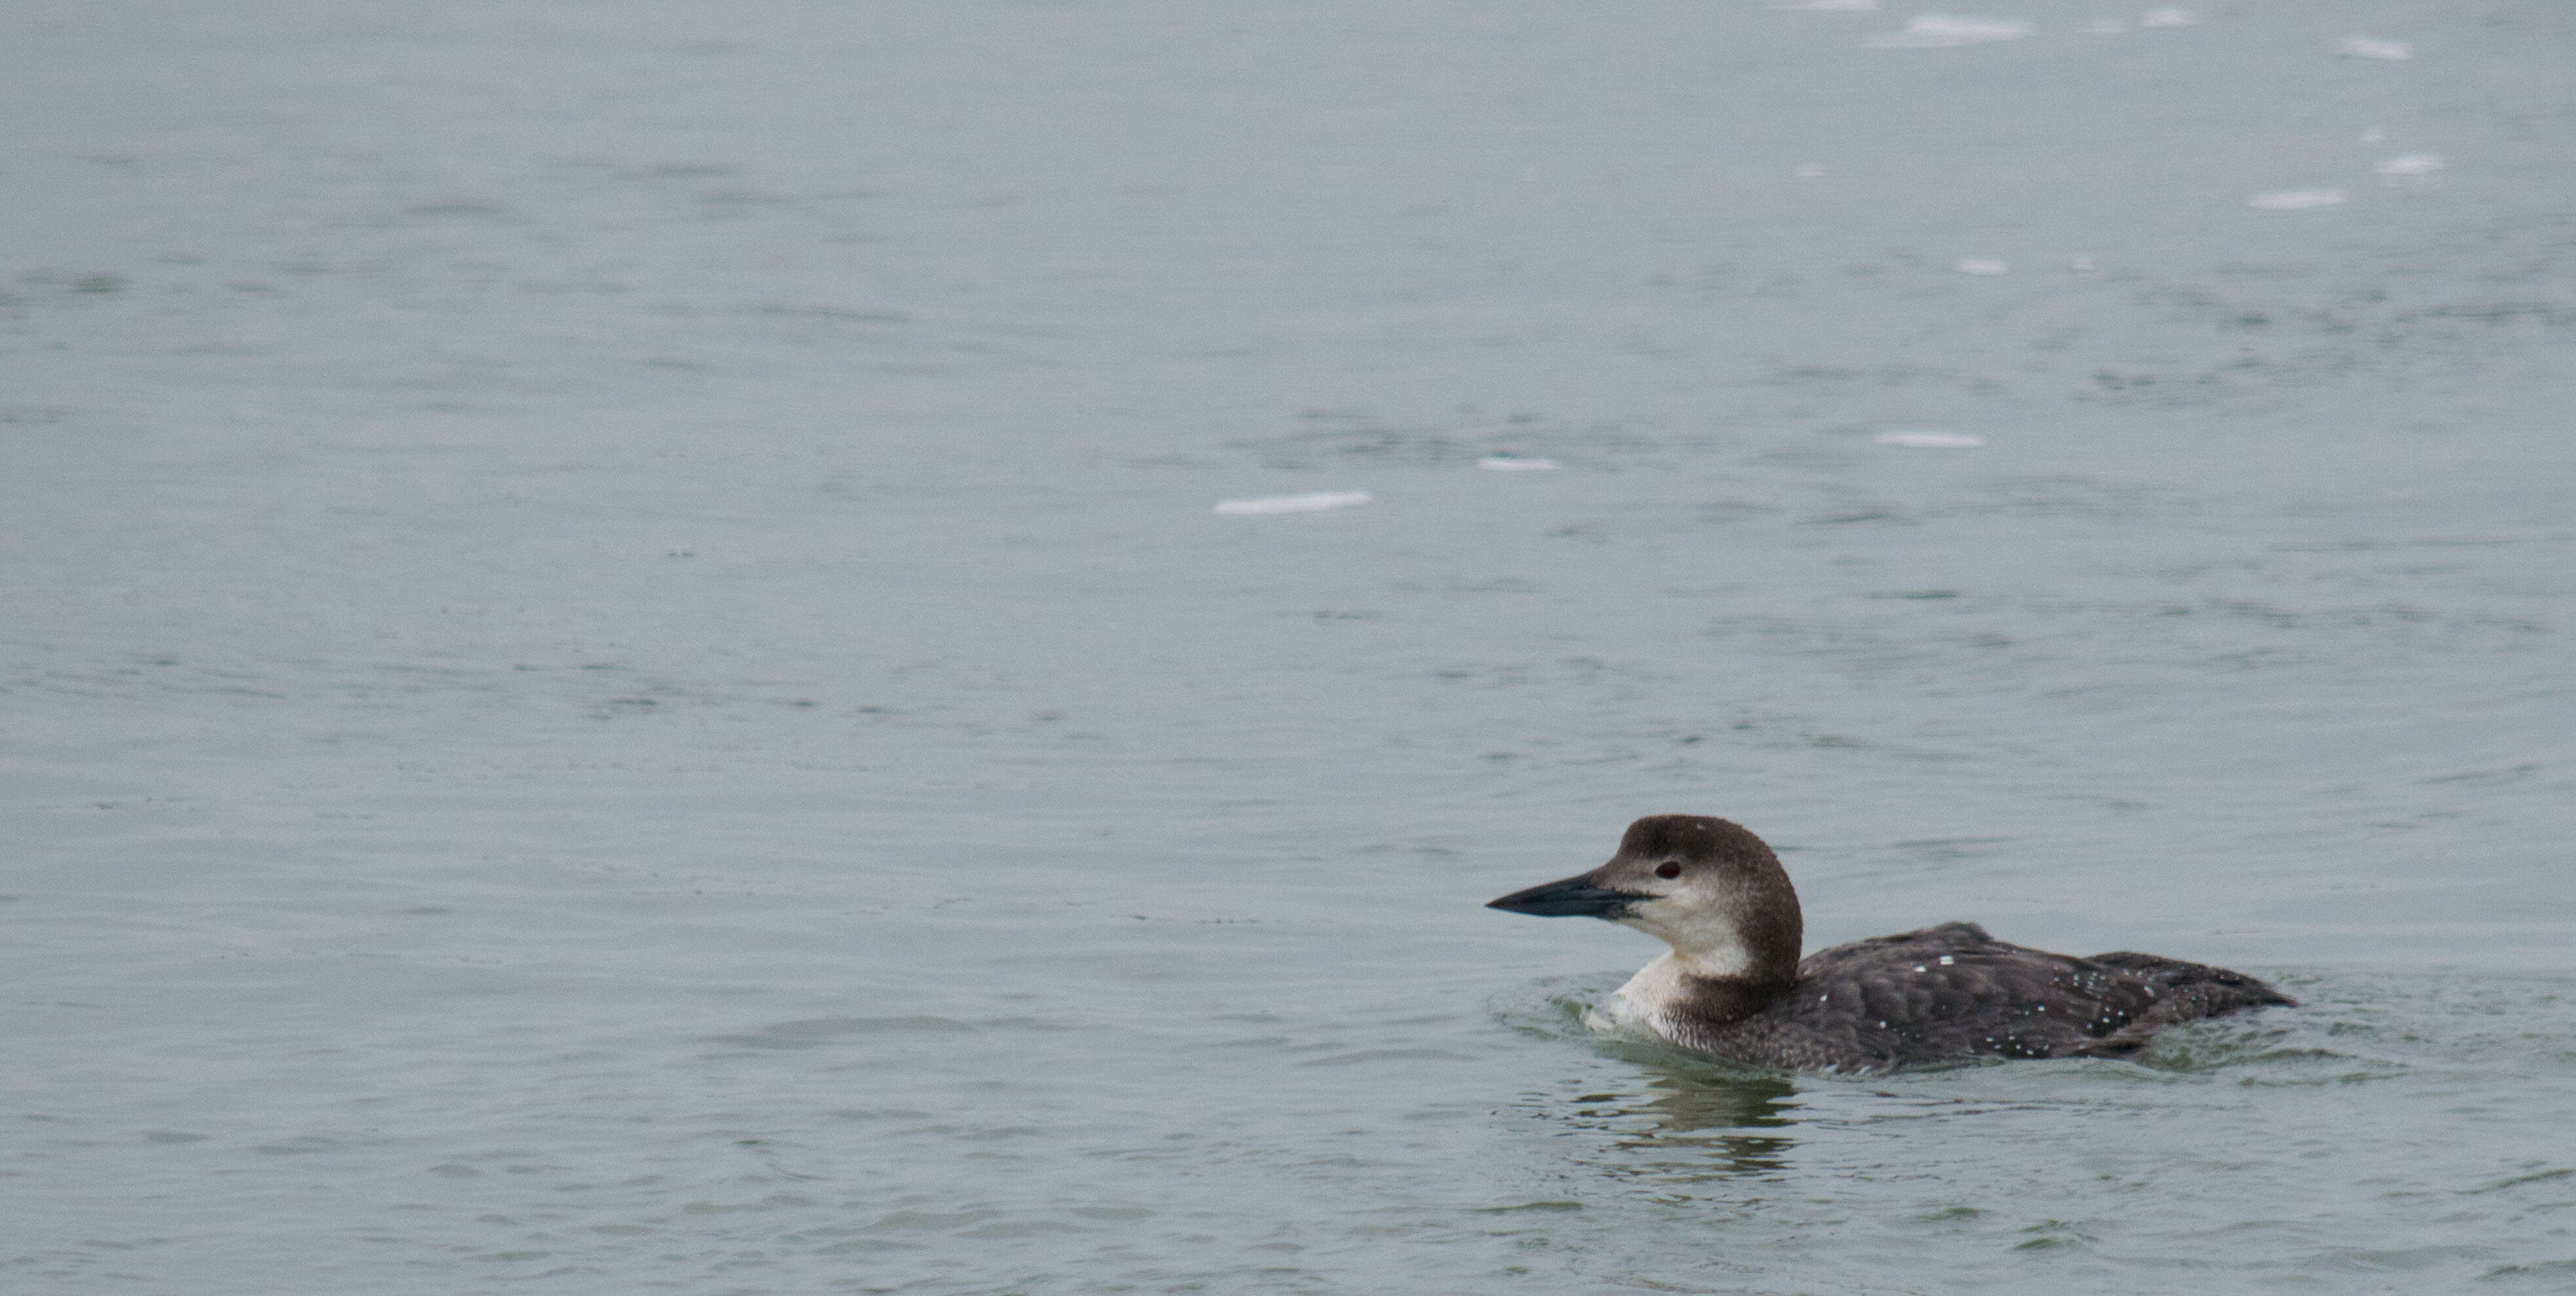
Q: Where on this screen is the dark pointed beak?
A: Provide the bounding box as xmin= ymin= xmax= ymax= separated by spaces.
xmin=1485 ymin=872 xmax=1650 ymax=919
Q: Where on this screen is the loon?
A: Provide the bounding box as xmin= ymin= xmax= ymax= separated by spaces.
xmin=1488 ymin=814 xmax=2294 ymax=1072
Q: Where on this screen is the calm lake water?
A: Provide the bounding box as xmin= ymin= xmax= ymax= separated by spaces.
xmin=7 ymin=1 xmax=2573 ymax=1291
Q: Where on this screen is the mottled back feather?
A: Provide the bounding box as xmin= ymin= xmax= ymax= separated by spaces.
xmin=1660 ymin=922 xmax=2295 ymax=1072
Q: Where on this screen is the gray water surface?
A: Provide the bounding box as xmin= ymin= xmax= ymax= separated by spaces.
xmin=7 ymin=1 xmax=2575 ymax=1291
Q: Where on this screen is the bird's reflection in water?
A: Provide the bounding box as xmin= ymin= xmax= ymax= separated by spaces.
xmin=1573 ymin=1069 xmax=1801 ymax=1178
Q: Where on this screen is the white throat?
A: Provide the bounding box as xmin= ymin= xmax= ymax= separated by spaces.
xmin=1615 ymin=905 xmax=1756 ymax=978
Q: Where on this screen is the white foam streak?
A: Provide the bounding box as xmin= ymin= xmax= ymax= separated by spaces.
xmin=2248 ymin=188 xmax=2347 ymax=210
xmin=1478 ymin=456 xmax=1559 ymax=472
xmin=1212 ymin=491 xmax=1373 ymax=516
xmin=1861 ymin=15 xmax=2032 ymax=48
xmin=2338 ymin=36 xmax=2411 ymax=61
xmin=1875 ymin=430 xmax=1985 ymax=448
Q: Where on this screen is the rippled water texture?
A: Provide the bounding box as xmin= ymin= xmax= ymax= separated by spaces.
xmin=7 ymin=1 xmax=2573 ymax=1291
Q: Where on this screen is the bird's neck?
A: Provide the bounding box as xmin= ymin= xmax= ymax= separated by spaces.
xmin=1616 ymin=951 xmax=1797 ymax=1030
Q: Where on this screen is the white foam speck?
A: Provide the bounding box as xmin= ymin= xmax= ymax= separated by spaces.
xmin=2139 ymin=7 xmax=2197 ymax=27
xmin=1796 ymin=162 xmax=1828 ymax=179
xmin=2374 ymin=154 xmax=2444 ymax=176
xmin=1477 ymin=455 xmax=1559 ymax=472
xmin=1955 ymin=257 xmax=2010 ymax=276
xmin=1581 ymin=993 xmax=1661 ymax=1041
xmin=2069 ymin=255 xmax=2097 ymax=271
xmin=1875 ymin=430 xmax=1985 ymax=448
xmin=2359 ymin=126 xmax=2388 ymax=144
xmin=2248 ymin=188 xmax=2347 ymax=210
xmin=1861 ymin=15 xmax=2032 ymax=48
xmin=2337 ymin=35 xmax=2410 ymax=61
xmin=1213 ymin=491 xmax=1373 ymax=516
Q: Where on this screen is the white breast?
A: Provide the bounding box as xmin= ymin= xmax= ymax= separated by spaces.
xmin=1615 ymin=953 xmax=1690 ymax=1016
xmin=1610 ymin=954 xmax=1701 ymax=1047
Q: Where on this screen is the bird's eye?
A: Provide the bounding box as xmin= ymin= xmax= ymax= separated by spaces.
xmin=1655 ymin=862 xmax=1682 ymax=879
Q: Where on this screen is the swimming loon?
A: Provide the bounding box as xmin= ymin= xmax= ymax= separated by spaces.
xmin=1488 ymin=814 xmax=2293 ymax=1072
